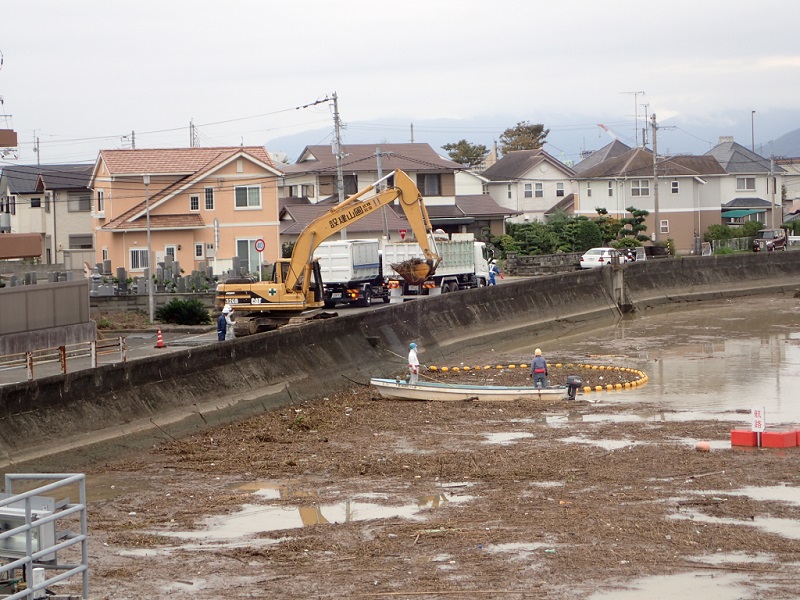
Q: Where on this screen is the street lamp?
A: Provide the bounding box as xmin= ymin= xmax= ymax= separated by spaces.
xmin=144 ymin=174 xmax=154 ymax=323
xmin=751 ymin=110 xmax=756 ymax=153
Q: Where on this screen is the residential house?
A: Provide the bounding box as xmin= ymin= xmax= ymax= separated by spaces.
xmin=775 ymin=157 xmax=800 ymax=213
xmin=278 ymin=143 xmax=516 ymax=246
xmin=573 ymin=140 xmax=632 ymax=174
xmin=573 ymin=147 xmax=728 ymax=252
xmin=89 ymin=147 xmax=282 ymax=276
xmin=480 ymin=149 xmax=577 ymax=223
xmin=0 ymin=164 xmax=95 ymax=268
xmin=706 ymin=137 xmax=785 ymax=229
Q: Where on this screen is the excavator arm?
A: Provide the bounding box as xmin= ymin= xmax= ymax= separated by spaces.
xmin=285 ymin=169 xmax=441 ymax=291
xmin=216 ymin=169 xmax=441 ymax=334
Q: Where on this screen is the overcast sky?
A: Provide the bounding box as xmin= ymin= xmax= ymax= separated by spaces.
xmin=2 ymin=0 xmax=799 ymax=165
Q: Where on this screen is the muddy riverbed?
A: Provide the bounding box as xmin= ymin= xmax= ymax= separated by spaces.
xmin=40 ymin=297 xmax=800 ymax=598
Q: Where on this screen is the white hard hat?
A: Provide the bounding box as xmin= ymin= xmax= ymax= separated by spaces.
xmin=222 ymin=305 xmax=232 ymax=314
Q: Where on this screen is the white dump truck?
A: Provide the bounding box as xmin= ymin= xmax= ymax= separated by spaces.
xmin=315 ymin=239 xmax=389 ymax=307
xmin=382 ymin=232 xmax=492 ymax=298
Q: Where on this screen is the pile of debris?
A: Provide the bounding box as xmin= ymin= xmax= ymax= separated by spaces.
xmin=390 ymin=258 xmax=436 ymax=285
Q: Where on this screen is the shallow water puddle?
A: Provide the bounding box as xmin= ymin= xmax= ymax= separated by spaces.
xmin=160 ymin=492 xmax=473 ymax=541
xmin=557 ymin=436 xmax=637 ymax=450
xmin=481 ymin=431 xmax=534 ymax=445
xmin=671 ymin=509 xmax=800 ymax=539
xmin=588 ymin=571 xmax=752 ymax=598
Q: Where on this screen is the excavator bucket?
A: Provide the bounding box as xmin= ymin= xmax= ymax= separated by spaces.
xmin=390 ymin=258 xmax=438 ymax=285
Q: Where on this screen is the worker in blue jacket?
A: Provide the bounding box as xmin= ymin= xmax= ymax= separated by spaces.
xmin=530 ymin=348 xmax=548 ymax=389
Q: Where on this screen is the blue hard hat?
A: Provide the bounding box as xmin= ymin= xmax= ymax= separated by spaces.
xmin=410 ymin=343 xmax=417 ymax=349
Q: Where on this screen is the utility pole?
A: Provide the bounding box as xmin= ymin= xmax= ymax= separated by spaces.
xmin=190 ymin=120 xmax=198 ymax=148
xmin=376 ymin=146 xmax=389 ymax=239
xmin=621 ymin=91 xmax=646 ymax=146
xmin=131 ymin=131 xmax=136 ymax=149
xmin=33 ymin=134 xmax=40 ymax=165
xmin=651 ymin=113 xmax=660 ymax=243
xmin=751 ymin=111 xmax=756 ymax=153
xmin=410 ymin=123 xmax=414 ymax=143
xmin=331 ymin=92 xmax=346 ymax=238
xmin=770 ymin=155 xmax=776 ymax=229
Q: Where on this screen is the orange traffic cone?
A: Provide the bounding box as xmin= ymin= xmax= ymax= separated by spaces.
xmin=154 ymin=328 xmax=167 ymax=349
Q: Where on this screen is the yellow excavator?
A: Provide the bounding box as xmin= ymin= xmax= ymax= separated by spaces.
xmin=216 ymin=169 xmax=441 ymax=336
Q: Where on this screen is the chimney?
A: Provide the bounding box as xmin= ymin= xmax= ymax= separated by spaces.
xmin=719 ymin=136 xmax=734 ymax=144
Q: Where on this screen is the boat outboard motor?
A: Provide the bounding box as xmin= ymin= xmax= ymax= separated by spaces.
xmin=566 ymin=375 xmax=582 ymax=400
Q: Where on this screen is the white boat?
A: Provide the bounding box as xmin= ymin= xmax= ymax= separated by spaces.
xmin=369 ymin=378 xmax=568 ymax=402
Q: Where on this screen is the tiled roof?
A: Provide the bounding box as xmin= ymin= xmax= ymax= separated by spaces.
xmin=280 ymin=202 xmax=410 ymax=236
xmin=722 ymin=197 xmax=770 ymax=208
xmin=282 ymin=143 xmax=463 ymax=174
xmin=705 ymin=140 xmax=785 ymax=174
xmin=455 ymin=194 xmax=522 ymax=217
xmin=544 ymin=193 xmax=575 ymax=215
xmin=480 ymin=149 xmax=576 ymax=181
xmin=98 ymin=146 xmax=276 ymax=176
xmin=1 ymin=164 xmax=93 ymax=193
xmin=573 ymin=140 xmax=631 ymax=174
xmin=104 ymin=213 xmax=205 ymax=231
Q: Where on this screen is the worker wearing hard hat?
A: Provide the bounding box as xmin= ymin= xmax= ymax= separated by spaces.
xmin=408 ymin=342 xmax=420 ymax=385
xmin=530 ymin=348 xmax=548 ymax=389
xmin=218 ymin=305 xmax=232 ymax=341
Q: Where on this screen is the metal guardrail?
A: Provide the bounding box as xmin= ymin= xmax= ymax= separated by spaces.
xmin=0 ymin=338 xmax=127 ymax=381
xmin=0 ymin=474 xmax=89 ymax=599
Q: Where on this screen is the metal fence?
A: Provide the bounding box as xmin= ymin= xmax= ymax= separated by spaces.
xmin=0 ymin=474 xmax=89 ymax=599
xmin=0 ymin=338 xmax=126 ymax=382
xmin=710 ymin=237 xmax=753 ymax=252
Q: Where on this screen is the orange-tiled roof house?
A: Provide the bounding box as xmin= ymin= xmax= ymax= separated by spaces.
xmin=89 ymin=147 xmax=282 ymax=275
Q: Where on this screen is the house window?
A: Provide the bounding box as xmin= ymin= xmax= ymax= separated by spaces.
xmin=671 ymin=181 xmax=680 ymax=194
xmin=235 ymin=185 xmax=261 ymax=208
xmin=608 ymin=181 xmax=614 ymax=197
xmin=190 ymin=195 xmax=200 ymax=211
xmin=30 ymin=197 xmax=42 ymax=208
xmin=524 ymin=183 xmax=532 ymax=198
xmin=102 ymin=247 xmax=109 ymax=261
xmin=417 ymin=174 xmax=441 ymax=196
xmin=205 ymin=187 xmax=214 ymax=210
xmin=68 ymin=234 xmax=93 ymax=249
xmin=586 ymin=182 xmax=592 ymax=197
xmin=130 ymin=248 xmax=149 ymax=271
xmin=534 ymin=183 xmax=543 ymax=198
xmin=302 ymin=184 xmax=315 ymax=198
xmin=631 ymin=179 xmax=650 ymax=196
xmin=343 ymin=174 xmax=358 ymax=196
xmin=68 ymin=193 xmax=91 ymax=212
xmin=194 ymin=243 xmax=204 ymax=259
xmin=660 ymin=220 xmax=669 ymax=234
xmin=165 ymin=245 xmax=176 ymax=259
xmin=737 ymin=177 xmax=756 ymax=191
xmin=44 ymin=195 xmax=51 ymax=213
xmin=556 ymin=182 xmax=565 ymax=197
xmin=507 ymin=184 xmax=512 ymax=199
xmin=96 ymin=190 xmax=105 ymax=213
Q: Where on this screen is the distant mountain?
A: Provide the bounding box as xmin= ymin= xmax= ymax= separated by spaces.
xmin=771 ymin=128 xmax=800 ymax=157
xmin=265 ymin=109 xmax=800 ymax=166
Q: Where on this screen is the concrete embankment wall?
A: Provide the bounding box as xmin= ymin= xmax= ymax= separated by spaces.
xmin=1 ymin=253 xmax=799 ymax=470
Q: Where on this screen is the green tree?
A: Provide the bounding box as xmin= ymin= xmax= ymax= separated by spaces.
xmin=498 ymin=121 xmax=549 ymax=154
xmin=441 ymin=139 xmax=488 ymax=168
xmin=619 ymin=206 xmax=650 ymax=244
xmin=703 ymin=224 xmax=735 ymax=242
xmin=740 ymin=221 xmax=765 ymax=237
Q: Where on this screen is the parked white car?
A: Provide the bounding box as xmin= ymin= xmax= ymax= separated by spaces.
xmin=580 ymin=247 xmax=623 ymax=268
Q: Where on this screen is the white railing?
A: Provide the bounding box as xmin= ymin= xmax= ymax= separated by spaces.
xmin=0 ymin=338 xmax=127 ymax=381
xmin=0 ymin=474 xmax=89 ymax=599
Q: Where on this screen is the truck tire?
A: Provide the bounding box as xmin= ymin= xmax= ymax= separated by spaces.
xmin=358 ymin=285 xmax=372 ymax=307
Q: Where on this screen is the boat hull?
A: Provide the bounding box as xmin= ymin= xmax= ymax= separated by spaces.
xmin=370 ymin=378 xmax=567 ymax=402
